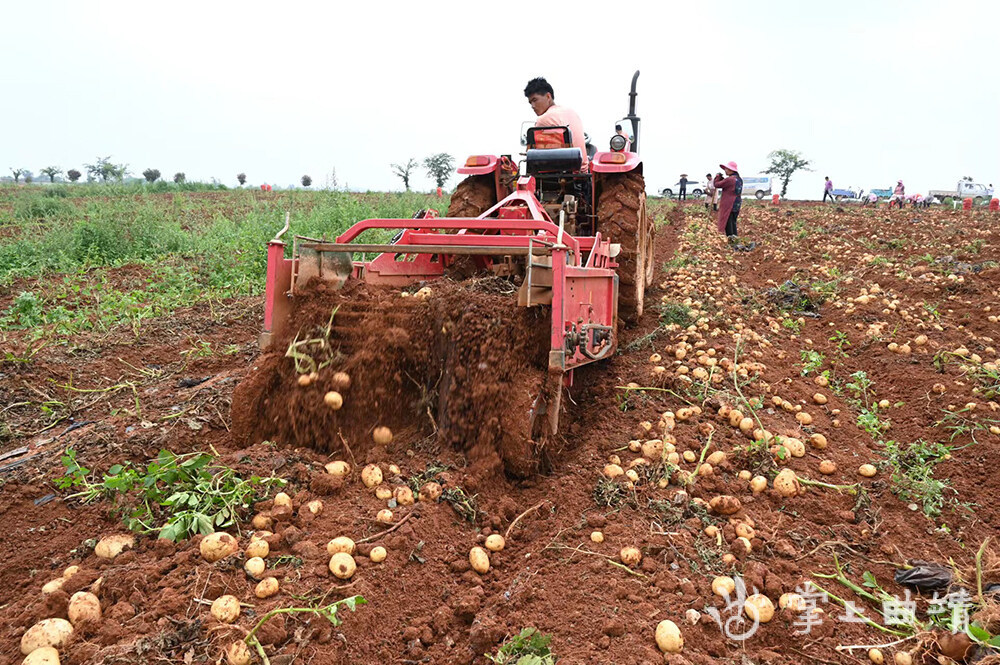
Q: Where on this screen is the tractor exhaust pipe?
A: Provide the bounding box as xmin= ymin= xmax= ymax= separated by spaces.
xmin=625 ymin=70 xmax=641 ymax=154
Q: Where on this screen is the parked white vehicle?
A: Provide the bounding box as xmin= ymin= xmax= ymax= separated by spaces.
xmin=928 ymin=180 xmax=994 ymax=204
xmin=741 ymin=176 xmax=772 ymax=200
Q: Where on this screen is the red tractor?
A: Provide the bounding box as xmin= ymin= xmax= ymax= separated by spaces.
xmin=448 ymin=70 xmax=654 ymax=323
xmin=249 ymin=72 xmax=653 ymax=464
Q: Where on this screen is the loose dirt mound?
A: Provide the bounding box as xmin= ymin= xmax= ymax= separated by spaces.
xmin=232 ymin=279 xmax=551 ymax=477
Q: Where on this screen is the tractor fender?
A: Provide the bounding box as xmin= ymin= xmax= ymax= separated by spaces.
xmin=457 ymin=155 xmax=501 ymax=175
xmin=590 ymin=152 xmax=643 ymax=174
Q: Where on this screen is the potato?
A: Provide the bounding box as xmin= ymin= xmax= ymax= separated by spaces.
xmin=306 ymin=499 xmax=324 ymax=515
xmin=712 ymin=576 xmax=736 ymax=597
xmin=376 ymin=509 xmax=393 ymax=524
xmin=707 ymin=450 xmax=726 ymax=465
xmin=326 ymin=537 xmax=356 ymax=556
xmin=795 ymin=412 xmax=813 ymax=425
xmin=737 ymin=470 xmax=752 ymax=481
xmin=810 ymin=433 xmax=828 ymax=449
xmin=682 ymin=450 xmax=697 ymax=463
xmin=393 ymin=486 xmax=415 ymax=506
xmin=373 ymin=426 xmax=393 ymax=445
xmin=361 ymin=464 xmax=383 ymax=488
xmin=23 ymin=646 xmax=61 ymax=665
xmin=781 ymin=436 xmax=806 ymax=458
xmin=619 ymin=546 xmax=642 ymax=567
xmin=325 ymin=460 xmax=351 ymax=477
xmin=778 ymin=593 xmax=805 ymax=611
xmin=709 ymin=495 xmax=741 ymax=515
xmin=590 ymin=531 xmax=604 ymax=543
xmin=750 ymin=476 xmax=768 ymax=493
xmin=323 ymin=391 xmax=344 ymax=410
xmin=641 ymin=439 xmax=664 ymax=460
xmin=858 ymin=463 xmax=877 ymax=477
xmin=211 ymin=595 xmax=240 ymax=623
xmin=41 ymin=578 xmax=65 ymax=594
xmin=273 ymin=492 xmax=292 ymax=508
xmin=744 ymin=594 xmax=775 ymax=623
xmin=331 ymin=371 xmax=351 ymax=390
xmin=246 ymin=538 xmax=269 ymax=559
xmin=244 ymin=557 xmax=266 ymax=579
xmin=200 ymin=532 xmax=239 ymax=563
xmin=418 ymin=482 xmax=442 ymax=502
xmin=369 ymin=546 xmax=387 ymax=563
xmin=329 ymin=552 xmax=357 ymax=579
xmin=297 ymin=374 xmax=312 ymax=387
xmin=704 ymin=525 xmax=719 ymax=538
xmin=251 ymin=513 xmax=273 ymax=530
xmin=739 ymin=417 xmax=755 ymax=434
xmin=869 ymin=648 xmax=884 ymax=664
xmin=225 ymin=641 xmax=253 ymax=665
xmin=94 ymin=533 xmax=135 ymax=559
xmin=62 ymin=565 xmax=79 ymax=579
xmin=485 ymin=534 xmax=505 ymax=552
xmin=773 ymin=469 xmax=801 ymax=497
xmin=21 ymin=619 xmax=74 ymax=654
xmin=735 ymin=536 xmax=752 ymax=553
xmin=735 ymin=523 xmax=755 ymax=539
xmin=894 ymin=653 xmax=913 ymax=665
xmin=388 ymin=463 xmax=401 ymax=476
xmin=67 ymin=591 xmax=101 ymax=626
xmin=469 ymin=547 xmax=490 ymax=574
xmin=654 ymin=619 xmax=683 ymax=653
xmin=818 ymin=460 xmax=837 ymax=475
xmin=255 ymin=577 xmax=279 ymax=599
xmin=602 ymin=463 xmax=624 ymax=479
xmin=813 ymin=393 xmax=828 ymax=405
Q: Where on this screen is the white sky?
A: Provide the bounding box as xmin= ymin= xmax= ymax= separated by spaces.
xmin=2 ymin=0 xmax=998 ymax=199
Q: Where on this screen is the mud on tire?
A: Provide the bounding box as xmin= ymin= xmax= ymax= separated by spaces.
xmin=596 ymin=172 xmax=650 ymax=323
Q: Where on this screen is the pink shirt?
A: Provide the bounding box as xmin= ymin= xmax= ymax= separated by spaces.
xmin=535 ymin=104 xmax=589 ymax=171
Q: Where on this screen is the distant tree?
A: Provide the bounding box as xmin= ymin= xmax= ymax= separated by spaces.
xmin=40 ymin=166 xmax=62 ymax=183
xmin=423 ymin=153 xmax=454 ymax=189
xmin=174 ymin=172 xmax=186 ymax=184
xmin=24 ymin=172 xmax=33 ymax=184
xmin=237 ymin=172 xmax=247 ymax=186
xmin=763 ymin=149 xmax=812 ymax=197
xmin=142 ymin=168 xmax=161 ymax=183
xmin=67 ymin=169 xmax=82 ymax=183
xmin=85 ymin=156 xmax=128 ymax=182
xmin=10 ymin=168 xmax=24 ymax=184
xmin=961 ymin=176 xmax=973 ymax=182
xmin=391 ymin=158 xmax=418 ymax=191
xmin=301 ymin=175 xmax=312 ymax=187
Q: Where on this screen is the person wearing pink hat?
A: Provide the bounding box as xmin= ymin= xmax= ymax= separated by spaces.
xmin=713 ymin=161 xmax=743 ymax=239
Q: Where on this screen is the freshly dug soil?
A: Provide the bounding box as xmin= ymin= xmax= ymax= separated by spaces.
xmin=232 ymin=279 xmax=551 ymax=477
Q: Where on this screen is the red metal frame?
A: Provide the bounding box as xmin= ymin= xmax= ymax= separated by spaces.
xmin=261 ymin=177 xmax=619 ymax=374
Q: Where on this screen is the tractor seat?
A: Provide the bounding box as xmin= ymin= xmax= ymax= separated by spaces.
xmin=525 ymin=147 xmax=584 ymax=174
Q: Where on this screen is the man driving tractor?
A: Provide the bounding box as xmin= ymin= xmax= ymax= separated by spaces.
xmin=524 ymin=77 xmax=589 ymax=172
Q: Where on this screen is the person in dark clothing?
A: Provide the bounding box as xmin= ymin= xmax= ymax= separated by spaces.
xmin=678 ymin=174 xmax=688 ymax=200
xmin=714 ymin=161 xmax=743 ymax=240
xmin=822 ymin=176 xmax=834 ymax=202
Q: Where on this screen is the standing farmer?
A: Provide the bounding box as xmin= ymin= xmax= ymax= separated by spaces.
xmin=823 ymin=176 xmax=834 ymax=202
xmin=703 ymin=173 xmax=717 ymax=212
xmin=678 ymin=174 xmax=688 ymax=201
xmin=714 ymin=161 xmax=743 ymax=240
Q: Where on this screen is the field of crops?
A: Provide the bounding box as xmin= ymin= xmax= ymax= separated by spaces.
xmin=2 ymin=184 xmax=1000 ymax=665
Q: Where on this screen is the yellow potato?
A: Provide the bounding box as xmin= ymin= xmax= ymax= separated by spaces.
xmin=654 ymin=619 xmax=683 ymax=653
xmin=244 ymin=557 xmax=266 ymax=579
xmin=210 ymin=595 xmax=240 ymax=623
xmin=418 ymin=482 xmax=442 ymax=502
xmin=255 ymin=577 xmax=279 ymax=599
xmin=67 ymin=591 xmax=102 ymax=626
xmin=246 ymin=539 xmax=269 ymax=559
xmin=94 ymin=534 xmax=135 ymax=559
xmin=369 ymin=546 xmax=387 ymax=563
xmin=485 ymin=534 xmax=506 ymax=552
xmin=225 ymin=641 xmax=253 ymax=665
xmin=361 ymin=464 xmax=383 ymax=488
xmin=323 ymin=391 xmax=344 ymax=410
xmin=200 ymin=532 xmax=239 ymax=563
xmin=22 ymin=647 xmax=61 ymax=665
xmin=373 ymin=426 xmax=393 ymax=445
xmin=327 ymin=537 xmax=356 ymax=556
xmin=619 ymin=546 xmax=642 ymax=567
xmin=325 ymin=460 xmax=351 ymax=477
xmin=744 ymin=594 xmax=775 ymax=623
xmin=329 ymin=552 xmax=357 ymax=579
xmin=469 ymin=546 xmax=490 ymax=574
xmin=712 ymin=576 xmax=736 ymax=597
xmin=20 ymin=619 xmax=74 ymax=655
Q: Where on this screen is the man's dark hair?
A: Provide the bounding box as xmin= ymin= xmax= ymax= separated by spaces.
xmin=524 ymin=77 xmax=554 ymax=99
xmin=615 ymin=124 xmax=622 ymax=130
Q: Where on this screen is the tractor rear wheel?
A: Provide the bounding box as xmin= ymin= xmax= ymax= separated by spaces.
xmin=447 ymin=175 xmax=497 ymax=218
xmin=596 ymin=172 xmax=650 ymax=324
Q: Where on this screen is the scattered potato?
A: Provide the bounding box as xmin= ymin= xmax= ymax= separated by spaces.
xmin=485 ymin=534 xmax=506 ymax=552
xmin=773 ymin=469 xmax=801 ymax=497
xmin=246 ymin=538 xmax=269 ymax=559
xmin=818 ymin=460 xmax=837 ymax=475
xmin=654 ymin=619 xmax=683 ymax=653
xmin=200 ymin=532 xmax=239 ymax=563
xmin=708 ymin=495 xmax=742 ymax=515
xmin=744 ymin=594 xmax=775 ymax=623
xmin=750 ymin=476 xmax=768 ymax=493
xmin=66 ymin=591 xmax=101 ymax=626
xmin=469 ymin=547 xmax=490 ymax=574
xmin=858 ymin=464 xmax=878 ymax=477
xmin=255 ymin=577 xmax=279 ymax=599
xmin=809 ymin=433 xmax=828 ymax=449
xmin=894 ymin=652 xmax=913 ymax=665
xmin=94 ymin=534 xmax=135 ymax=560
xmin=778 ymin=593 xmax=805 ymax=611
xmin=375 ymin=485 xmax=393 ymax=500
xmin=712 ymin=576 xmax=736 ymax=597
xmin=329 ymin=553 xmax=357 ymax=579
xmin=619 ymin=546 xmax=642 ymax=567
xmin=361 ymin=464 xmax=383 ymax=488
xmin=331 ymin=371 xmax=351 ymax=390
xmin=393 ymin=486 xmax=415 ymax=506
xmin=735 ymin=523 xmax=755 ymax=539
xmin=306 ymin=499 xmax=324 ymax=515
xmin=251 ymin=513 xmax=273 ymax=530
xmin=376 ymin=509 xmax=393 ymax=524
xmin=244 ymin=557 xmax=266 ymax=579
xmin=323 ymin=391 xmax=344 ymax=410
xmin=23 ymin=646 xmax=61 ymax=665
xmin=226 ymin=641 xmax=253 ymax=665
xmin=62 ymin=565 xmax=79 ymax=579
xmin=590 ymin=531 xmax=604 ymax=543
xmin=813 ymin=393 xmax=828 ymax=405
xmin=603 ymin=464 xmax=624 ymax=479
xmin=210 ymin=595 xmax=240 ymax=623
xmin=370 ymin=546 xmax=387 ymax=563
xmin=869 ymin=648 xmax=884 ymax=664
xmin=297 ymin=374 xmax=312 ymax=387
xmin=325 ymin=460 xmax=351 ymax=477
xmin=273 ymin=492 xmax=292 ymax=508
xmin=373 ymin=426 xmax=393 ymax=445
xmin=326 ymin=537 xmax=356 ymax=556
xmin=419 ymin=482 xmax=442 ymax=502
xmin=41 ymin=578 xmax=65 ymax=594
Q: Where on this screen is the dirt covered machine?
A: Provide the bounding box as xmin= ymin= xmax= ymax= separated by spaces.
xmin=241 ymin=72 xmax=653 ymax=474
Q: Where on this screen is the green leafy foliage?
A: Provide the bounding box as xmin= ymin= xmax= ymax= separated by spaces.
xmin=56 ymin=449 xmax=285 ymax=541
xmin=486 ymin=628 xmax=556 ymax=665
xmin=882 ymin=439 xmax=955 ymax=517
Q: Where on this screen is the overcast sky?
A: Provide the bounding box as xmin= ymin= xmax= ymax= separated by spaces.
xmin=2 ymin=0 xmax=997 ymax=199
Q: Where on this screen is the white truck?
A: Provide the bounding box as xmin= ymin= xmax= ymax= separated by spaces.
xmin=928 ymin=180 xmax=994 ymax=205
